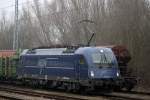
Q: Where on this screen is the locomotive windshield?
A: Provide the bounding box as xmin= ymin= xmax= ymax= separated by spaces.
xmin=92 ymin=49 xmax=115 ymax=68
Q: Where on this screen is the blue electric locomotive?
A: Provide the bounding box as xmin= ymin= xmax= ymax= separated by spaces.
xmin=17 ymin=46 xmax=122 ymax=91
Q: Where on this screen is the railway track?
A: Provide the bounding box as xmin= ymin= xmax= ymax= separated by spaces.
xmin=104 ymin=92 xmax=150 ymax=100
xmin=106 ymin=91 xmax=150 ymax=100
xmin=89 ymin=89 xmax=150 ymax=100
xmin=120 ymin=90 xmax=150 ymax=96
xmin=0 ymin=84 xmax=150 ymax=100
xmin=0 ymin=85 xmax=88 ymax=100
xmin=0 ymin=95 xmax=21 ymax=100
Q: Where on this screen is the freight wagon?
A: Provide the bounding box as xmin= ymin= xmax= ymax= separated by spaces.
xmin=104 ymin=45 xmax=137 ymax=91
xmin=0 ymin=50 xmax=19 ymax=79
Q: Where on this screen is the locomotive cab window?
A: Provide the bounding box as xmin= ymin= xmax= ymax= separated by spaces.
xmin=92 ymin=50 xmax=115 ymax=68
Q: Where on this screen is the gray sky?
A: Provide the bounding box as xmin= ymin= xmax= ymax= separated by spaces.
xmin=0 ymin=0 xmax=32 ymax=13
xmin=0 ymin=0 xmax=53 ymax=17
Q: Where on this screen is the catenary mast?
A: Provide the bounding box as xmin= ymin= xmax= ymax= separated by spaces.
xmin=13 ymin=0 xmax=19 ymax=50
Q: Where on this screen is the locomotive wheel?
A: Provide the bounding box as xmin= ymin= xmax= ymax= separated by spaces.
xmin=72 ymin=83 xmax=80 ymax=93
xmin=125 ymin=84 xmax=133 ymax=91
xmin=79 ymin=86 xmax=90 ymax=95
xmin=65 ymin=85 xmax=72 ymax=92
xmin=113 ymin=86 xmax=122 ymax=92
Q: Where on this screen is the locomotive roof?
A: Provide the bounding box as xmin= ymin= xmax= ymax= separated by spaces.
xmin=21 ymin=48 xmax=70 ymax=55
xmin=21 ymin=47 xmax=111 ymax=56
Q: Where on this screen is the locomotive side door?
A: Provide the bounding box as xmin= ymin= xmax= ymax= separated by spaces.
xmin=76 ymin=55 xmax=88 ymax=81
xmin=75 ymin=56 xmax=80 ymax=81
xmin=38 ymin=59 xmax=46 ymax=78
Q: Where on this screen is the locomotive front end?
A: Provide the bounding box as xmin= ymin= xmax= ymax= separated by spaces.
xmin=88 ymin=47 xmax=123 ymax=90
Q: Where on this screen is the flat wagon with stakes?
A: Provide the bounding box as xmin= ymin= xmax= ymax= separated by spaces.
xmin=0 ymin=50 xmax=18 ymax=80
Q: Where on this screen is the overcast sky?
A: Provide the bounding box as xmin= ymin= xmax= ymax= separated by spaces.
xmin=0 ymin=0 xmax=53 ymax=17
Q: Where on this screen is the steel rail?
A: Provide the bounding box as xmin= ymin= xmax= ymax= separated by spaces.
xmin=0 ymin=95 xmax=22 ymax=100
xmin=0 ymin=86 xmax=87 ymax=100
xmin=107 ymin=92 xmax=150 ymax=100
xmin=0 ymin=84 xmax=150 ymax=100
xmin=119 ymin=90 xmax=150 ymax=96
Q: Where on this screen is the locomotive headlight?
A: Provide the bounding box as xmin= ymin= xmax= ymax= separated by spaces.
xmin=90 ymin=71 xmax=94 ymax=77
xmin=100 ymin=49 xmax=104 ymax=53
xmin=117 ymin=72 xmax=120 ymax=77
